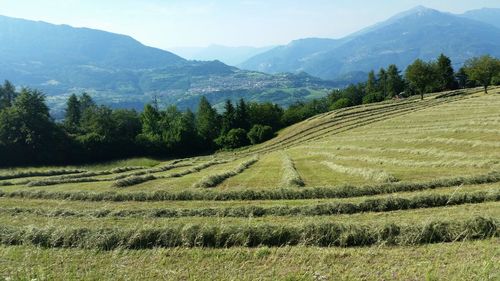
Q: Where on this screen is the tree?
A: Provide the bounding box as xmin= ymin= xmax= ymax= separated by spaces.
xmin=455 ymin=67 xmax=469 ymax=89
xmin=248 ymin=102 xmax=283 ymax=131
xmin=196 ymin=96 xmax=220 ymax=148
xmin=234 ymin=98 xmax=250 ymax=131
xmin=0 ymin=88 xmax=62 ymax=164
xmin=141 ymin=104 xmax=161 ymax=138
xmin=79 ymin=93 xmax=95 ymax=112
xmin=216 ymin=128 xmax=249 ymax=149
xmin=405 ymin=59 xmax=437 ymax=100
xmin=362 ymin=92 xmax=385 ymax=104
xmin=80 ymin=105 xmax=115 ymax=138
xmin=176 ymin=109 xmax=198 ymax=151
xmin=0 ymin=80 xmax=17 ymax=109
xmin=377 ymin=68 xmax=387 ymax=96
xmin=64 ymin=94 xmax=81 ymax=131
xmin=112 ymin=109 xmax=141 ymax=141
xmin=247 ymin=124 xmax=274 ymax=145
xmin=365 ymin=70 xmax=377 ymax=95
xmin=464 ymin=55 xmax=500 ymax=93
xmin=221 ymin=100 xmax=236 ymax=134
xmin=435 ymin=54 xmax=456 ymax=91
xmin=386 ymin=64 xmax=405 ymax=98
xmin=330 ymin=97 xmax=351 ymax=110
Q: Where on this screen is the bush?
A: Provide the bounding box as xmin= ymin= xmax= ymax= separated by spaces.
xmin=216 ymin=128 xmax=249 ymax=149
xmin=330 ymin=98 xmax=352 ymax=110
xmin=362 ymin=92 xmax=386 ymax=104
xmin=247 ymin=125 xmax=274 ymax=145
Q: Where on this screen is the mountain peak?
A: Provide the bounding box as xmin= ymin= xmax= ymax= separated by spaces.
xmin=392 ymin=5 xmax=440 ymax=19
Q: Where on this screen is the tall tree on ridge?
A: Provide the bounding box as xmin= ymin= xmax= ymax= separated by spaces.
xmin=464 ymin=55 xmax=500 ymax=94
xmin=436 ymin=54 xmax=456 ymax=91
xmin=386 ymin=64 xmax=405 ymax=98
xmin=64 ymin=94 xmax=81 ymax=131
xmin=405 ymin=59 xmax=436 ymax=100
xmin=196 ymin=96 xmax=220 ymax=148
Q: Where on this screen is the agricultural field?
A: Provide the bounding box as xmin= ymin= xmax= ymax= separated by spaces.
xmin=0 ymin=88 xmax=499 ymax=280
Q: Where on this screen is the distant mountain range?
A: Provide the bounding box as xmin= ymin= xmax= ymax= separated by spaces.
xmin=1 ymin=6 xmax=500 ymax=116
xmin=239 ymin=6 xmax=500 ymax=80
xmin=461 ymin=7 xmax=500 ymax=28
xmin=0 ymin=15 xmax=334 ymax=117
xmin=171 ymin=45 xmax=275 ymax=66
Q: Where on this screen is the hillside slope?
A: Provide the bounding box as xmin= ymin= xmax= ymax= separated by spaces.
xmin=240 ymin=6 xmax=500 ymax=80
xmin=461 ymin=7 xmax=500 ymax=28
xmin=0 ymin=88 xmax=498 ymax=279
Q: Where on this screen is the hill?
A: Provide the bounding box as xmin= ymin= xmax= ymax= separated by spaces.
xmin=240 ymin=6 xmax=500 ymax=80
xmin=0 ymin=87 xmax=498 ymax=279
xmin=461 ymin=7 xmax=500 ymax=28
xmin=171 ymin=44 xmax=275 ymax=66
xmin=0 ymin=15 xmax=335 ymax=116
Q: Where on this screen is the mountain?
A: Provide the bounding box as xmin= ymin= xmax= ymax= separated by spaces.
xmin=0 ymin=15 xmax=335 ymax=117
xmin=238 ymin=38 xmax=344 ymax=74
xmin=240 ymin=6 xmax=500 ymax=80
xmin=460 ymin=8 xmax=500 ymax=28
xmin=171 ymin=45 xmax=275 ymax=66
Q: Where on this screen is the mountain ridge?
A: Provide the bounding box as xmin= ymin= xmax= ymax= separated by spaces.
xmin=240 ymin=6 xmax=500 ymax=80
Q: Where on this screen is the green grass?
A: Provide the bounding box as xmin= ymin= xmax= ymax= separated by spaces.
xmin=0 ymin=90 xmax=499 ymax=279
xmin=0 ymin=239 xmax=497 ymax=280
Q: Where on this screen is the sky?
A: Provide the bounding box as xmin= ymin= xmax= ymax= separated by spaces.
xmin=0 ymin=0 xmax=499 ymax=50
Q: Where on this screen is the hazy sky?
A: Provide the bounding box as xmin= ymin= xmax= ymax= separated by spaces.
xmin=0 ymin=0 xmax=499 ymax=50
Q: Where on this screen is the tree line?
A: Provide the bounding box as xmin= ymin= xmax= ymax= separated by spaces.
xmin=0 ymin=54 xmax=499 ymax=166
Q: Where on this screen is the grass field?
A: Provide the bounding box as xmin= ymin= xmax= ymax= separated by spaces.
xmin=0 ymin=88 xmax=499 ymax=280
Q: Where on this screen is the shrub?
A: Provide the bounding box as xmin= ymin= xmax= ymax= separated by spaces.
xmin=330 ymin=98 xmax=351 ymax=110
xmin=216 ymin=128 xmax=249 ymax=149
xmin=247 ymin=125 xmax=274 ymax=145
xmin=362 ymin=92 xmax=386 ymax=104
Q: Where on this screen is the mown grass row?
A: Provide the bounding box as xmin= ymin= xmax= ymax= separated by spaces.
xmin=112 ymin=159 xmax=233 ymax=188
xmin=25 ymin=166 xmax=151 ymax=187
xmin=193 ymin=157 xmax=259 ymax=188
xmin=2 ymin=191 xmax=497 ymax=219
xmin=111 ymin=160 xmax=226 ymax=188
xmin=26 ymin=163 xmax=192 ymax=188
xmin=249 ymin=100 xmax=427 ymax=154
xmin=353 ymin=136 xmax=500 ymax=149
xmin=1 ymin=171 xmax=498 ymax=202
xmin=304 ymin=97 xmax=464 ymax=145
xmin=0 ymin=217 xmax=496 ymax=249
xmin=0 ymin=169 xmax=86 ymax=181
xmin=321 ymin=161 xmax=399 ymax=183
xmin=304 ymin=145 xmax=474 ymax=160
xmin=280 ymin=153 xmax=304 ymax=187
xmin=250 ymin=96 xmax=457 ymax=154
xmin=258 ymin=97 xmax=437 ymax=150
xmin=311 ymin=152 xmax=496 ymax=169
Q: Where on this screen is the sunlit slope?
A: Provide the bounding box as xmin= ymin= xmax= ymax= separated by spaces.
xmin=0 ymin=88 xmax=498 ymax=280
xmin=0 ymin=87 xmax=499 ymax=192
